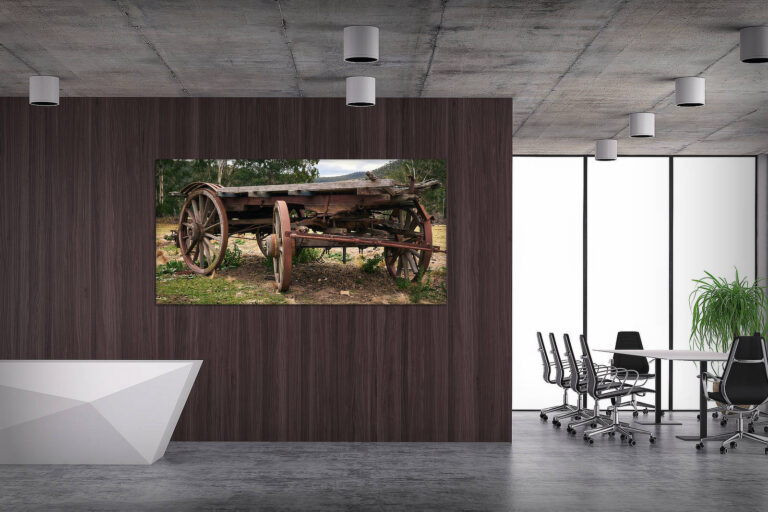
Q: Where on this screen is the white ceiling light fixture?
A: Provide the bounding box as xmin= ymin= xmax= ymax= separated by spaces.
xmin=740 ymin=26 xmax=768 ymax=63
xmin=675 ymin=77 xmax=705 ymax=107
xmin=595 ymin=139 xmax=618 ymax=161
xmin=629 ymin=112 xmax=655 ymax=138
xmin=346 ymin=76 xmax=375 ymax=107
xmin=344 ymin=26 xmax=379 ymax=62
xmin=29 ymin=75 xmax=59 ymax=106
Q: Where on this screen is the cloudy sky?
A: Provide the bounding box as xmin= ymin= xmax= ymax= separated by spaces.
xmin=316 ymin=159 xmax=394 ymax=177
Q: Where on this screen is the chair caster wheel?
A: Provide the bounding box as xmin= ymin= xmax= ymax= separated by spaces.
xmin=643 ymin=409 xmax=649 ymax=415
xmin=720 ymin=446 xmax=727 ymax=454
xmin=748 ymin=426 xmax=755 ymax=433
xmin=632 ymin=411 xmax=639 ymax=417
xmin=588 ymin=439 xmax=594 ymax=445
xmin=730 ymin=441 xmax=737 ymax=449
xmin=553 ymin=420 xmax=561 ymax=428
xmin=590 ymin=423 xmax=597 ymax=428
xmin=608 ymin=432 xmax=615 ymax=437
xmin=764 ymin=426 xmax=768 ymax=433
xmin=712 ymin=412 xmax=719 ymax=418
xmin=620 ymin=434 xmax=626 ymax=441
xmin=649 ymin=436 xmax=656 ymax=444
xmin=720 ymin=419 xmax=727 ymax=427
xmin=629 ymin=439 xmax=636 ymax=446
xmin=541 ymin=414 xmax=548 ymax=421
xmin=583 ymin=434 xmax=589 ymax=441
xmin=695 ymin=442 xmax=703 ymax=450
xmin=574 ymin=415 xmax=581 ymax=420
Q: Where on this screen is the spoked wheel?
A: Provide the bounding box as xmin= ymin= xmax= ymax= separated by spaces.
xmin=271 ymin=200 xmax=294 ymax=292
xmin=178 ymin=189 xmax=229 ymax=275
xmin=255 ymin=227 xmax=271 ymax=258
xmin=384 ymin=203 xmax=433 ymax=282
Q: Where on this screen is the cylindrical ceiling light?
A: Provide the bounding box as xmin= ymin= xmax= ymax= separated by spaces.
xmin=595 ymin=139 xmax=618 ymax=161
xmin=629 ymin=112 xmax=655 ymax=138
xmin=346 ymin=77 xmax=375 ymax=107
xmin=344 ymin=26 xmax=379 ymax=62
xmin=29 ymin=75 xmax=59 ymax=106
xmin=675 ymin=77 xmax=705 ymax=107
xmin=740 ymin=26 xmax=768 ymax=63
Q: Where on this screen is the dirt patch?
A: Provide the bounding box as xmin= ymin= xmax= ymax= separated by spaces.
xmin=155 ymin=222 xmax=447 ymax=305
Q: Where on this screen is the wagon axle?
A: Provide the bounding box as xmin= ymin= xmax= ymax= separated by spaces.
xmin=287 ymin=231 xmax=443 ymax=253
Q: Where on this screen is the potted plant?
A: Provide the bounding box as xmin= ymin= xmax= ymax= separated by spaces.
xmin=690 ymin=269 xmax=767 ymax=353
xmin=690 ymin=269 xmax=768 ymax=408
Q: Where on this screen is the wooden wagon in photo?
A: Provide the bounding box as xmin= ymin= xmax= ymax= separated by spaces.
xmin=172 ymin=175 xmax=444 ymax=292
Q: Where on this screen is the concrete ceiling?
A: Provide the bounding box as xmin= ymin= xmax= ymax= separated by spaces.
xmin=0 ymin=0 xmax=766 ymax=155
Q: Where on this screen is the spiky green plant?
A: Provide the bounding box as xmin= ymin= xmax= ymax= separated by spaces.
xmin=689 ymin=269 xmax=768 ymax=353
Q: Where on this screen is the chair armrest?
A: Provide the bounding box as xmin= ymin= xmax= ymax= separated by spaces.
xmin=698 ymin=371 xmax=721 ymax=382
xmin=698 ymin=371 xmax=721 ymax=399
xmin=613 ymin=367 xmax=640 ymax=391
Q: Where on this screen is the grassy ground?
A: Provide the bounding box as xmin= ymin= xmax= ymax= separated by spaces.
xmin=156 ymin=220 xmax=447 ymax=305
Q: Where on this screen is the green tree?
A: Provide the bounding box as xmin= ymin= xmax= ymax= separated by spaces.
xmin=155 ymin=159 xmax=320 ymax=218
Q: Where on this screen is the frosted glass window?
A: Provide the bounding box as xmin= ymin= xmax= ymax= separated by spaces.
xmin=673 ymin=157 xmax=755 ymax=409
xmin=587 ymin=158 xmax=669 ymax=407
xmin=512 ymin=157 xmax=583 ymax=409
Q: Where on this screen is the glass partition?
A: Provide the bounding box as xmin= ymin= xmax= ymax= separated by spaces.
xmin=672 ymin=157 xmax=755 ymax=409
xmin=512 ymin=157 xmax=583 ymax=409
xmin=587 ymin=157 xmax=670 ymax=407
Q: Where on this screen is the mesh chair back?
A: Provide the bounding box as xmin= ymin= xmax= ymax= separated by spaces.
xmin=613 ymin=331 xmax=650 ymax=374
xmin=563 ymin=334 xmax=582 ymax=394
xmin=549 ymin=333 xmax=568 ymax=387
xmin=579 ymin=334 xmax=600 ymax=398
xmin=537 ymin=332 xmax=554 ymax=384
xmin=721 ymin=334 xmax=768 ymax=405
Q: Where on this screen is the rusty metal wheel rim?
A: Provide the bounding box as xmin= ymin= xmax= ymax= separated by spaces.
xmin=384 ymin=204 xmax=433 ymax=282
xmin=273 ymin=200 xmax=293 ymax=291
xmin=177 ymin=189 xmax=229 ymax=275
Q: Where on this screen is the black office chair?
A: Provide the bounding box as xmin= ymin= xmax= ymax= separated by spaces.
xmin=536 ymin=332 xmax=577 ymax=420
xmin=549 ymin=333 xmax=595 ymax=427
xmin=579 ymin=334 xmax=656 ymax=445
xmin=561 ymin=333 xmax=613 ymax=434
xmin=612 ymin=331 xmax=657 ymax=417
xmin=696 ymin=334 xmax=768 ymax=454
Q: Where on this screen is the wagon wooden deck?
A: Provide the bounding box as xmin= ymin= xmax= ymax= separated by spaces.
xmin=173 ymin=175 xmax=443 ymax=291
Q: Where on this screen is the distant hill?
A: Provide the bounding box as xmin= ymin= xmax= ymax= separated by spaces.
xmin=315 ymin=160 xmax=404 ymax=183
xmin=315 ymin=171 xmax=370 ymax=183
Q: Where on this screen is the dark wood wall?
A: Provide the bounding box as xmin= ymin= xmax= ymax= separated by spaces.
xmin=0 ymin=97 xmax=512 ymax=442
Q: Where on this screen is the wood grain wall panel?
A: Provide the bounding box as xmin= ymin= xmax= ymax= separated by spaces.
xmin=0 ymin=97 xmax=512 ymax=442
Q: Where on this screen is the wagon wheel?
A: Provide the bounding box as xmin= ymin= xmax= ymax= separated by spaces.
xmin=272 ymin=200 xmax=294 ymax=292
xmin=177 ymin=188 xmax=229 ymax=275
xmin=255 ymin=227 xmax=270 ymax=258
xmin=384 ymin=203 xmax=433 ymax=282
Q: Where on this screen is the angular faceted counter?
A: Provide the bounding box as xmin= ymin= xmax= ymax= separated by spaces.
xmin=0 ymin=360 xmax=202 ymax=464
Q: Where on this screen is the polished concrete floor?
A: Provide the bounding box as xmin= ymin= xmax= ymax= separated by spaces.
xmin=2 ymin=412 xmax=768 ymax=511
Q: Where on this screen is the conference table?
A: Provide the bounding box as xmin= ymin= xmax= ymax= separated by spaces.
xmin=594 ymin=349 xmax=728 ymax=441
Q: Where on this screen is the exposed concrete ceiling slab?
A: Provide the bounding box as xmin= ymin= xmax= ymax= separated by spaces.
xmin=0 ymin=0 xmax=765 ymax=154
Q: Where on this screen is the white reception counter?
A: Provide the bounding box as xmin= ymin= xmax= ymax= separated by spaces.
xmin=0 ymin=360 xmax=202 ymax=464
